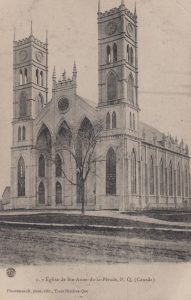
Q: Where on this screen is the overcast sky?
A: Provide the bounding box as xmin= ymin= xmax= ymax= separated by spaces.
xmin=0 ymin=0 xmax=191 ymax=195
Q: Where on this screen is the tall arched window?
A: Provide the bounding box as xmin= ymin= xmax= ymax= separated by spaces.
xmin=133 ymin=114 xmax=135 ymax=130
xmin=169 ymin=161 xmax=173 ymax=196
xmin=127 ymin=45 xmax=130 ymax=62
xmin=130 ymin=112 xmax=132 ymax=129
xmin=185 ymin=164 xmax=189 ymax=197
xmin=55 ymin=154 xmax=62 ymax=177
xmin=18 ymin=156 xmax=25 ymax=196
xmin=131 ymin=150 xmax=136 ymax=194
xmin=106 ymin=112 xmax=110 ymax=130
xmin=36 ymin=69 xmax=39 ymax=85
xmin=106 ymin=147 xmax=116 ymax=195
xmin=40 ymin=71 xmax=44 ymax=86
xmin=19 ymin=92 xmax=27 ymax=117
xmin=107 ymin=45 xmax=111 ymax=64
xmin=22 ymin=126 xmax=26 ymax=141
xmin=149 ymin=156 xmax=154 ymax=195
xmin=19 ymin=69 xmax=23 ymax=85
xmin=112 ymin=111 xmax=116 ymax=129
xmin=107 ymin=72 xmax=117 ymax=102
xmin=38 ymin=182 xmax=45 ymax=204
xmin=127 ymin=74 xmax=134 ymax=104
xmin=160 ymin=159 xmax=164 ymax=195
xmin=38 ymin=94 xmax=44 ymax=111
xmin=177 ymin=163 xmax=181 ymax=196
xmin=18 ymin=126 xmax=21 ymax=141
xmin=24 ymin=68 xmax=28 ymax=84
xmin=113 ymin=43 xmax=117 ymax=62
xmin=56 ymin=182 xmax=62 ymax=205
xmin=39 ymin=154 xmax=45 ymax=177
xmin=130 ymin=47 xmax=134 ymax=65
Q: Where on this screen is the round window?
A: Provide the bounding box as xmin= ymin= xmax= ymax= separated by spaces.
xmin=58 ymin=97 xmax=70 ymax=112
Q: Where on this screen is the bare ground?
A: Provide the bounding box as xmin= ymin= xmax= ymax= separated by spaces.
xmin=0 ymin=225 xmax=190 ymax=266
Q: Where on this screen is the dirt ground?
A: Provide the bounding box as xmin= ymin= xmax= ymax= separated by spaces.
xmin=0 ymin=225 xmax=190 ymax=266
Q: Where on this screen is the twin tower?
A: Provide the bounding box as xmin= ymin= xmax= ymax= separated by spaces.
xmin=11 ymin=1 xmax=139 ymax=207
xmin=13 ymin=1 xmax=138 ymax=131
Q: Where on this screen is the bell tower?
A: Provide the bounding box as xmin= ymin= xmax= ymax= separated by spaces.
xmin=10 ymin=27 xmax=48 ymax=208
xmin=97 ymin=1 xmax=139 ymax=134
xmin=13 ymin=27 xmax=48 ymax=122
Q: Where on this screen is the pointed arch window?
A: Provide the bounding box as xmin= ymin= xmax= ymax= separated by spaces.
xmin=130 ymin=112 xmax=132 ymax=129
xmin=113 ymin=43 xmax=117 ymax=62
xmin=112 ymin=111 xmax=116 ymax=129
xmin=24 ymin=68 xmax=28 ymax=84
xmin=127 ymin=74 xmax=134 ymax=104
xmin=130 ymin=47 xmax=134 ymax=65
xmin=106 ymin=147 xmax=116 ymax=195
xmin=185 ymin=164 xmax=189 ymax=197
xmin=177 ymin=163 xmax=181 ymax=196
xmin=131 ymin=150 xmax=136 ymax=194
xmin=18 ymin=157 xmax=25 ymax=196
xmin=38 ymin=94 xmax=44 ymax=111
xmin=160 ymin=159 xmax=164 ymax=195
xmin=36 ymin=69 xmax=39 ymax=85
xmin=19 ymin=69 xmax=23 ymax=85
xmin=39 ymin=154 xmax=45 ymax=177
xmin=107 ymin=72 xmax=117 ymax=102
xmin=55 ymin=154 xmax=62 ymax=177
xmin=38 ymin=182 xmax=45 ymax=204
xmin=22 ymin=126 xmax=26 ymax=141
xmin=18 ymin=126 xmax=21 ymax=141
xmin=40 ymin=71 xmax=44 ymax=87
xmin=56 ymin=182 xmax=62 ymax=205
xmin=133 ymin=114 xmax=135 ymax=130
xmin=169 ymin=161 xmax=173 ymax=196
xmin=149 ymin=156 xmax=154 ymax=195
xmin=127 ymin=45 xmax=130 ymax=62
xmin=19 ymin=92 xmax=27 ymax=117
xmin=107 ymin=45 xmax=111 ymax=64
xmin=106 ymin=112 xmax=110 ymax=130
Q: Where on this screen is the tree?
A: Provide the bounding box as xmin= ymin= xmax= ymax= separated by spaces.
xmin=37 ymin=118 xmax=103 ymax=214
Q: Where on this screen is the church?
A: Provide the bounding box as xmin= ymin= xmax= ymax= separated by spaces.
xmin=9 ymin=1 xmax=190 ymax=211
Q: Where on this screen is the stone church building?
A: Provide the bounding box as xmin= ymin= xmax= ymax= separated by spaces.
xmin=10 ymin=1 xmax=190 ymax=211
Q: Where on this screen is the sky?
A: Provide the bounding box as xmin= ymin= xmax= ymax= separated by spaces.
xmin=0 ymin=0 xmax=191 ymax=196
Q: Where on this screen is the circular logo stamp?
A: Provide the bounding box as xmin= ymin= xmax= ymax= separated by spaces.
xmin=6 ymin=268 xmax=16 ymax=278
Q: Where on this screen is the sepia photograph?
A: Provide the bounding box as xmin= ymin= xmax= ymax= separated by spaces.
xmin=0 ymin=0 xmax=191 ymax=299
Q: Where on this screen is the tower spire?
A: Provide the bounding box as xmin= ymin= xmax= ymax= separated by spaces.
xmin=98 ymin=0 xmax=101 ymax=13
xmin=120 ymin=0 xmax=125 ymax=9
xmin=46 ymin=29 xmax=48 ymax=44
xmin=52 ymin=66 xmax=56 ymax=81
xmin=73 ymin=60 xmax=77 ymax=74
xmin=72 ymin=61 xmax=77 ymax=93
xmin=134 ymin=2 xmax=137 ymax=16
xmin=30 ymin=20 xmax=33 ymax=36
xmin=13 ymin=27 xmax=16 ymax=41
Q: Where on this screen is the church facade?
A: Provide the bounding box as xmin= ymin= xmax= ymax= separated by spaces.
xmin=10 ymin=2 xmax=191 ymax=211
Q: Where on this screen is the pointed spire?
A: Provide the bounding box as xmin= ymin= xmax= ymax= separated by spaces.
xmin=134 ymin=2 xmax=137 ymax=16
xmin=30 ymin=20 xmax=33 ymax=36
xmin=62 ymin=70 xmax=66 ymax=80
xmin=120 ymin=0 xmax=125 ymax=10
xmin=52 ymin=66 xmax=56 ymax=80
xmin=13 ymin=27 xmax=16 ymax=41
xmin=46 ymin=29 xmax=48 ymax=44
xmin=73 ymin=60 xmax=77 ymax=73
xmin=98 ymin=0 xmax=101 ymax=13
